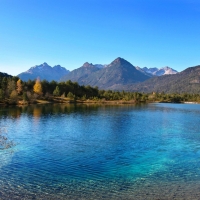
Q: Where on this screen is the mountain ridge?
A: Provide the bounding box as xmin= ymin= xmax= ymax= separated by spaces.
xmin=129 ymin=65 xmax=200 ymax=93
xmin=61 ymin=57 xmax=151 ymax=89
xmin=4 ymin=58 xmax=200 ymax=93
xmin=18 ymin=63 xmax=70 ymax=81
xmin=141 ymin=66 xmax=178 ymax=76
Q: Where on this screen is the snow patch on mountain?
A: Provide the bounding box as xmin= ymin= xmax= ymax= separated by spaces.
xmin=140 ymin=66 xmax=178 ymax=76
xmin=18 ymin=63 xmax=70 ymax=81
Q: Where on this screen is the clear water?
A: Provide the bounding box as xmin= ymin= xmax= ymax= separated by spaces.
xmin=1 ymin=103 xmax=200 ymax=199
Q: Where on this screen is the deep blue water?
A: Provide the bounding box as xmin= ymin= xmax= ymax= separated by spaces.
xmin=1 ymin=103 xmax=200 ymax=199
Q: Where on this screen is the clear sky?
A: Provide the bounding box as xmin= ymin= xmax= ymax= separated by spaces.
xmin=1 ymin=0 xmax=200 ymax=75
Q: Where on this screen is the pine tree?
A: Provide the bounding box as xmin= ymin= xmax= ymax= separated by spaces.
xmin=53 ymin=86 xmax=60 ymax=96
xmin=67 ymin=92 xmax=75 ymax=100
xmin=0 ymin=89 xmax=3 ymax=100
xmin=22 ymin=92 xmax=28 ymax=101
xmin=10 ymin=90 xmax=18 ymax=100
xmin=7 ymin=80 xmax=16 ymax=96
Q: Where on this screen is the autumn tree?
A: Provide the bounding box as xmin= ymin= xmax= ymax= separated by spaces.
xmin=16 ymin=79 xmax=23 ymax=94
xmin=33 ymin=78 xmax=42 ymax=95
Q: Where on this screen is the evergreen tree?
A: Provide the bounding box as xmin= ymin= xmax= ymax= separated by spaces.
xmin=22 ymin=92 xmax=28 ymax=101
xmin=61 ymin=92 xmax=65 ymax=98
xmin=1 ymin=77 xmax=7 ymax=91
xmin=10 ymin=90 xmax=18 ymax=101
xmin=0 ymin=89 xmax=3 ymax=100
xmin=67 ymin=92 xmax=75 ymax=100
xmin=53 ymin=86 xmax=60 ymax=96
xmin=7 ymin=80 xmax=16 ymax=96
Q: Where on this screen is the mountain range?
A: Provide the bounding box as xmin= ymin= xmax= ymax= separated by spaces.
xmin=18 ymin=62 xmax=70 ymax=82
xmin=4 ymin=57 xmax=200 ymax=93
xmin=61 ymin=57 xmax=153 ymax=90
xmin=131 ymin=65 xmax=200 ymax=93
xmin=17 ymin=58 xmax=177 ymax=85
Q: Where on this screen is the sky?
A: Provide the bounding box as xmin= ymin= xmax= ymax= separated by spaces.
xmin=0 ymin=0 xmax=200 ymax=76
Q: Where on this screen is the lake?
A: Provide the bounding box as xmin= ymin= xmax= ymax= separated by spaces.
xmin=1 ymin=103 xmax=200 ymax=199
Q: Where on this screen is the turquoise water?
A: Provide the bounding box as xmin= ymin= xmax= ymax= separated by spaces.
xmin=1 ymin=103 xmax=200 ymax=199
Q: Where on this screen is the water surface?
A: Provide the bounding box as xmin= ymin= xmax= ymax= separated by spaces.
xmin=1 ymin=103 xmax=200 ymax=199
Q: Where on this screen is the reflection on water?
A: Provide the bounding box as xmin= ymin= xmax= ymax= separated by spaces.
xmin=0 ymin=103 xmax=200 ymax=199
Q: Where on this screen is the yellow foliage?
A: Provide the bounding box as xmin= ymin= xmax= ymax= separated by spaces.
xmin=33 ymin=79 xmax=42 ymax=95
xmin=16 ymin=79 xmax=23 ymax=94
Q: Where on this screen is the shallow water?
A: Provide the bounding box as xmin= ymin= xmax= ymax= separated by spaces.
xmin=1 ymin=103 xmax=200 ymax=199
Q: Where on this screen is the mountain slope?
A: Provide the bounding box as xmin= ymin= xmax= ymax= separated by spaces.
xmin=60 ymin=62 xmax=102 ymax=84
xmin=61 ymin=57 xmax=151 ymax=89
xmin=130 ymin=65 xmax=200 ymax=93
xmin=135 ymin=66 xmax=153 ymax=77
xmin=18 ymin=63 xmax=69 ymax=81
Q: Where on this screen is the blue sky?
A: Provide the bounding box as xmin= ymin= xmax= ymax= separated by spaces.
xmin=1 ymin=0 xmax=200 ymax=75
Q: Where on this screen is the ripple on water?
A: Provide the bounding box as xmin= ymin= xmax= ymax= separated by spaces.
xmin=0 ymin=104 xmax=200 ymax=199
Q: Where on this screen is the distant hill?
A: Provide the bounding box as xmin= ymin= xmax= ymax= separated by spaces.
xmin=0 ymin=72 xmax=12 ymax=78
xmin=61 ymin=57 xmax=151 ymax=89
xmin=141 ymin=66 xmax=178 ymax=76
xmin=129 ymin=65 xmax=200 ymax=93
xmin=18 ymin=63 xmax=69 ymax=81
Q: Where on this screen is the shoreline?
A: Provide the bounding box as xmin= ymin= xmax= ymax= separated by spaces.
xmin=1 ymin=99 xmax=200 ymax=107
xmin=0 ymin=99 xmax=147 ymax=107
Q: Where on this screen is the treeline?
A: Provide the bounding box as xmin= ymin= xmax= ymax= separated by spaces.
xmin=1 ymin=76 xmax=200 ymax=104
xmin=0 ymin=76 xmax=99 ymax=104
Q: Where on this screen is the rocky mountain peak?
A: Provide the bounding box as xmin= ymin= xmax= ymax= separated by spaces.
xmin=109 ymin=57 xmax=134 ymax=68
xmin=53 ymin=65 xmax=65 ymax=70
xmin=141 ymin=66 xmax=177 ymax=76
xmin=113 ymin=57 xmax=126 ymax=63
xmin=83 ymin=62 xmax=93 ymax=67
xmin=163 ymin=66 xmax=170 ymax=69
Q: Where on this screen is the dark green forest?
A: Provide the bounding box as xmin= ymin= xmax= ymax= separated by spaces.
xmin=1 ymin=74 xmax=200 ymax=105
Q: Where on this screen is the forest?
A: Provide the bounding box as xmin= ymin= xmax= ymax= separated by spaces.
xmin=1 ymin=75 xmax=200 ymax=105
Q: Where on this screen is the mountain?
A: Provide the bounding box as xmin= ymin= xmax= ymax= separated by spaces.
xmin=141 ymin=66 xmax=178 ymax=76
xmin=93 ymin=64 xmax=106 ymax=69
xmin=130 ymin=65 xmax=200 ymax=93
xmin=135 ymin=66 xmax=153 ymax=77
xmin=61 ymin=57 xmax=151 ymax=90
xmin=60 ymin=62 xmax=102 ymax=84
xmin=18 ymin=63 xmax=70 ymax=81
